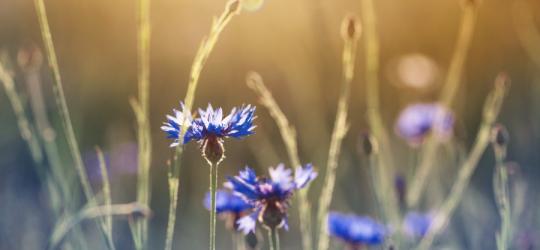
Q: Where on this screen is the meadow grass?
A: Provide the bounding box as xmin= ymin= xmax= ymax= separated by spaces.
xmin=246 ymin=72 xmax=314 ymax=250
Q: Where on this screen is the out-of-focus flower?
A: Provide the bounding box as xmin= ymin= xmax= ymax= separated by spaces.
xmin=161 ymin=103 xmax=256 ymax=164
xmin=395 ymin=103 xmax=454 ymax=146
xmin=393 ymin=53 xmax=439 ymax=89
xmin=203 ymin=189 xmax=253 ymax=230
xmin=226 ymin=164 xmax=317 ymax=234
xmin=327 ymin=212 xmax=387 ymax=247
xmin=402 ymin=211 xmax=432 ymax=238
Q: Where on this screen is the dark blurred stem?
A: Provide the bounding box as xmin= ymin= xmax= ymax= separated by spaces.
xmin=407 ymin=1 xmax=480 ymax=208
xmin=209 ymin=163 xmax=218 ymax=250
xmin=493 ymin=144 xmax=511 ymax=250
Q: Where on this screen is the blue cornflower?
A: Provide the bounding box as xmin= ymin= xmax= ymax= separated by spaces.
xmin=395 ymin=103 xmax=454 ymax=146
xmin=226 ymin=164 xmax=317 ymax=234
xmin=402 ymin=211 xmax=432 ymax=238
xmin=203 ymin=190 xmax=253 ymax=231
xmin=327 ymin=212 xmax=387 ymax=247
xmin=161 ymin=103 xmax=256 ymax=163
xmin=204 ymin=189 xmax=253 ymax=214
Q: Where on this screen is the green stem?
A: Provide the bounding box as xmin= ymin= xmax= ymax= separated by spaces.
xmin=267 ymin=228 xmax=279 ymax=250
xmin=209 ymin=163 xmax=218 ymax=250
xmin=494 ymin=144 xmax=510 ymax=250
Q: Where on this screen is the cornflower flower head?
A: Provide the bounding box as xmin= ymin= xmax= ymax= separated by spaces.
xmin=161 ymin=103 xmax=256 ymax=164
xmin=402 ymin=211 xmax=433 ymax=238
xmin=226 ymin=164 xmax=317 ymax=234
xmin=204 ymin=189 xmax=253 ymax=230
xmin=327 ymin=212 xmax=387 ymax=249
xmin=395 ymin=103 xmax=454 ymax=146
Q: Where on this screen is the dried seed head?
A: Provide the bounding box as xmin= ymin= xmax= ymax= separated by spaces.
xmin=17 ymin=45 xmax=43 ymax=72
xmin=341 ymin=15 xmax=361 ymax=41
xmin=245 ymin=231 xmax=259 ymax=249
xmin=227 ymin=0 xmax=242 ymax=16
xmin=359 ymin=133 xmax=378 ymax=156
xmin=491 ymin=124 xmax=509 ymax=147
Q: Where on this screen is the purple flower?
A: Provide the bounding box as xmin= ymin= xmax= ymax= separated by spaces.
xmin=395 ymin=103 xmax=454 ymax=146
xmin=226 ymin=164 xmax=317 ymax=234
xmin=327 ymin=212 xmax=387 ymax=247
xmin=403 ymin=211 xmax=432 ymax=238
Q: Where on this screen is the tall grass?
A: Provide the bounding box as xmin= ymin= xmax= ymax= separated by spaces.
xmin=33 ymin=0 xmax=95 ymax=202
xmin=417 ymin=74 xmax=509 ymax=250
xmin=407 ymin=0 xmax=481 ymax=208
xmin=316 ymin=15 xmax=360 ymax=250
xmin=360 ymin=0 xmax=401 ymax=232
xmin=164 ymin=1 xmax=243 ymax=250
xmin=246 ymin=72 xmax=314 ymax=250
xmin=130 ymin=0 xmax=153 ymax=248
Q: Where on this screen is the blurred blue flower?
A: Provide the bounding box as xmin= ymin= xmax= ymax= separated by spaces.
xmin=161 ymin=103 xmax=256 ymax=147
xmin=204 ymin=189 xmax=253 ymax=214
xmin=395 ymin=103 xmax=454 ymax=145
xmin=327 ymin=212 xmax=387 ymax=246
xmin=226 ymin=164 xmax=317 ymax=234
xmin=403 ymin=211 xmax=432 ymax=238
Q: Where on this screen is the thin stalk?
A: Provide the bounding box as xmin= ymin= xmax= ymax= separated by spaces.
xmin=407 ymin=1 xmax=480 ymax=208
xmin=131 ymin=0 xmax=152 ymax=247
xmin=267 ymin=228 xmax=280 ymax=250
xmin=96 ymin=148 xmax=116 ymax=250
xmin=33 ymin=0 xmax=94 ymax=201
xmin=246 ymin=72 xmax=313 ymax=250
xmin=164 ymin=2 xmax=243 ymax=250
xmin=209 ymin=163 xmax=219 ymax=250
xmin=316 ymin=17 xmax=358 ymax=250
xmin=416 ymin=74 xmax=508 ymax=250
xmin=360 ymin=0 xmax=401 ymax=230
xmin=48 ymin=202 xmax=151 ymax=250
xmin=493 ymin=142 xmax=511 ymax=250
xmin=0 ymin=61 xmax=43 ymax=169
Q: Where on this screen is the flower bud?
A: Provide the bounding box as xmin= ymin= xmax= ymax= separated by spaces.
xmin=227 ymin=0 xmax=242 ymax=16
xmin=491 ymin=124 xmax=509 ymax=147
xmin=17 ymin=45 xmax=43 ymax=73
xmin=341 ymin=15 xmax=361 ymax=41
xmin=359 ymin=133 xmax=378 ymax=156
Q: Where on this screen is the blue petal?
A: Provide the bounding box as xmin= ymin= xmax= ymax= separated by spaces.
xmin=328 ymin=212 xmax=386 ymax=245
xmin=203 ymin=190 xmax=253 ymax=214
xmin=294 ymin=163 xmax=317 ymax=189
xmin=237 ymin=211 xmax=259 ymax=234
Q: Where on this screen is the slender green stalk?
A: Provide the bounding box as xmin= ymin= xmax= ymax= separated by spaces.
xmin=267 ymin=228 xmax=280 ymax=250
xmin=492 ymin=132 xmax=511 ymax=250
xmin=49 ymin=202 xmax=151 ymax=250
xmin=416 ymin=74 xmax=509 ymax=250
xmin=407 ymin=1 xmax=480 ymax=208
xmin=96 ymin=148 xmax=116 ymax=250
xmin=209 ymin=163 xmax=219 ymax=250
xmin=316 ymin=16 xmax=359 ymax=250
xmin=33 ymin=0 xmax=94 ymax=201
xmin=0 ymin=61 xmax=43 ymax=168
xmin=164 ymin=2 xmax=243 ymax=250
xmin=246 ymin=72 xmax=313 ymax=250
xmin=360 ymin=0 xmax=401 ymax=231
xmin=131 ymin=0 xmax=153 ymax=248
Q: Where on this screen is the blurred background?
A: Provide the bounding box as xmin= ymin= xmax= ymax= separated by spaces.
xmin=1 ymin=0 xmax=540 ymax=249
